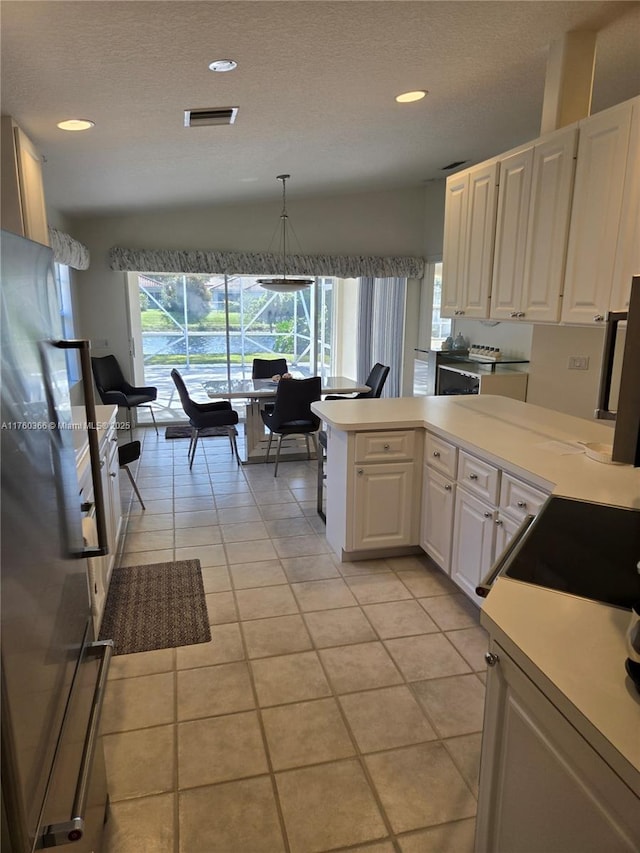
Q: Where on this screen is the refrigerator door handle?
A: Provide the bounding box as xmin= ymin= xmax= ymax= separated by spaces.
xmin=39 ymin=640 xmax=113 ymax=848
xmin=54 ymin=339 xmax=109 ymax=557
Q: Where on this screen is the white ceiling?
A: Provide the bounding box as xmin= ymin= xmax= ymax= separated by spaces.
xmin=2 ymin=1 xmax=639 ymax=216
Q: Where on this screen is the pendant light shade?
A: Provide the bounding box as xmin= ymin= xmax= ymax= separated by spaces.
xmin=257 ymin=174 xmax=313 ymax=292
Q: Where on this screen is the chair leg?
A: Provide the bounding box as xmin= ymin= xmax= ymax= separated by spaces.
xmin=189 ymin=428 xmax=200 ymax=469
xmin=304 ymin=434 xmax=311 ymax=460
xmin=265 ymin=432 xmax=273 ymax=464
xmin=147 ymin=405 xmax=159 ymax=436
xmin=274 ymin=434 xmax=284 ymax=477
xmin=310 ymin=432 xmax=318 ymax=455
xmin=228 ymin=427 xmax=241 ymax=466
xmin=123 ymin=465 xmax=146 ymax=510
xmin=127 ymin=406 xmax=133 ymax=437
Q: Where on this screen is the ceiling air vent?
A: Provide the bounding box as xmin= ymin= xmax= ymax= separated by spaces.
xmin=441 ymin=160 xmax=468 ymax=171
xmin=184 ymin=107 xmax=238 ymax=127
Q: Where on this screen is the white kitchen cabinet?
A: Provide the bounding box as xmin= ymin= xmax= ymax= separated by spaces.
xmin=353 ymin=461 xmax=415 ymax=550
xmin=451 ymin=487 xmax=496 ymax=603
xmin=0 ymin=116 xmax=49 ymax=246
xmin=610 ymin=98 xmax=640 ymax=313
xmin=562 ymin=97 xmax=638 ymax=325
xmin=491 ymin=127 xmax=577 ymax=323
xmin=476 ymin=641 xmax=640 ymax=852
xmin=324 ymin=427 xmax=422 ymax=559
xmin=442 ymin=159 xmax=499 ymax=319
xmin=421 ymin=466 xmax=455 ymax=572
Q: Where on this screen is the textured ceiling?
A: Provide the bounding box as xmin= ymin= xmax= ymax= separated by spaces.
xmin=1 ymin=1 xmax=639 ymax=216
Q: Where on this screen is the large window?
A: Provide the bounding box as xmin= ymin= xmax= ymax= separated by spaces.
xmin=430 ymin=262 xmax=451 ymax=348
xmin=54 ymin=263 xmax=80 ymax=383
xmin=130 ymin=273 xmax=335 ymax=420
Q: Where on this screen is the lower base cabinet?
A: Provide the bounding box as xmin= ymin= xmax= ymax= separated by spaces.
xmin=352 ymin=461 xmax=415 ymax=550
xmin=421 ymin=466 xmax=455 ymax=571
xmin=476 ymin=642 xmax=640 ymax=852
xmin=451 ymin=487 xmax=496 ymax=602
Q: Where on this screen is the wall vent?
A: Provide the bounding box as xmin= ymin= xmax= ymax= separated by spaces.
xmin=184 ymin=107 xmax=239 ymax=127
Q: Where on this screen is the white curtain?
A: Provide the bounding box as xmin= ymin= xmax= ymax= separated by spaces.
xmin=357 ymin=277 xmax=406 ymax=397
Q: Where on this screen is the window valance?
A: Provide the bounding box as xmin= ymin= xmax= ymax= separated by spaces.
xmin=48 ymin=227 xmax=90 ymax=270
xmin=108 ymin=246 xmax=425 ymax=280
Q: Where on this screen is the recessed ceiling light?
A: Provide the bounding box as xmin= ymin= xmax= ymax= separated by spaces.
xmin=208 ymin=59 xmax=237 ymax=72
xmin=395 ymin=90 xmax=428 ymax=103
xmin=57 ymin=119 xmax=95 ymax=131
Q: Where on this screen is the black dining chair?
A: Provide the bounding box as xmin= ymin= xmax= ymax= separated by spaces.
xmin=252 ymin=357 xmax=289 ymax=415
xmin=324 ymin=362 xmax=390 ymax=401
xmin=261 ymin=377 xmax=321 ymax=476
xmin=118 ymin=440 xmax=145 ymax=509
xmin=171 ymin=369 xmax=240 ymax=469
xmin=91 ymin=354 xmax=158 ymax=435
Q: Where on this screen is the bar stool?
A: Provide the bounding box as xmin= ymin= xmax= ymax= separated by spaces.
xmin=317 ymin=429 xmax=327 ymax=522
xmin=118 ymin=440 xmax=145 ymax=509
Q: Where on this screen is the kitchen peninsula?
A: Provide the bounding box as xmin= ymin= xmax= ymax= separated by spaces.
xmin=312 ymin=395 xmax=640 ymax=849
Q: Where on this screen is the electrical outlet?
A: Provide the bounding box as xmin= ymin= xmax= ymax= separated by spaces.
xmin=568 ymin=356 xmax=589 ymax=370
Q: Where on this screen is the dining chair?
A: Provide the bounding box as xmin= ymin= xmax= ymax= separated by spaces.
xmin=91 ymin=354 xmax=158 ymax=435
xmin=252 ymin=357 xmax=289 ymax=415
xmin=118 ymin=440 xmax=145 ymax=509
xmin=171 ymin=369 xmax=240 ymax=469
xmin=324 ymin=362 xmax=390 ymax=400
xmin=261 ymin=377 xmax=321 ymax=476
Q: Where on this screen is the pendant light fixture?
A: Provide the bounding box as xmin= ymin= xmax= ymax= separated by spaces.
xmin=257 ymin=174 xmax=313 ymax=293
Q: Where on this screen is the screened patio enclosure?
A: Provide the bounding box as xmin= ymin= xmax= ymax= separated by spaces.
xmin=130 ymin=273 xmax=335 ymax=423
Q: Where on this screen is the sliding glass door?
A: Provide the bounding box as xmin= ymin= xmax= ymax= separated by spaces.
xmin=127 ymin=273 xmax=335 ymax=421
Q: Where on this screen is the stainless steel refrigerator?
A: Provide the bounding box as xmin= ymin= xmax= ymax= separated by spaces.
xmin=1 ymin=230 xmax=112 ymax=852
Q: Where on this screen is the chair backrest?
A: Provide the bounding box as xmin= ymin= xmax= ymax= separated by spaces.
xmin=170 ymin=369 xmax=198 ymax=420
xmin=252 ymin=357 xmax=288 ymax=379
xmin=91 ymin=355 xmax=126 ymax=395
xmin=270 ymin=377 xmax=322 ymax=431
xmin=358 ymin=363 xmax=390 ymax=398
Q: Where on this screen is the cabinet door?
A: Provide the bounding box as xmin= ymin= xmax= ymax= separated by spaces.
xmin=14 ymin=126 xmax=49 ymax=246
xmin=493 ymin=513 xmax=519 ymax=564
xmin=421 ymin=467 xmax=455 ymax=573
xmin=442 ymin=172 xmax=469 ymax=318
xmin=462 ymin=161 xmax=499 ymax=318
xmin=520 ymin=128 xmax=578 ymax=322
xmin=490 ymin=147 xmax=533 ymax=320
xmin=451 ymin=488 xmax=495 ymax=602
xmin=562 ymin=101 xmax=633 ymax=325
xmin=352 ymin=462 xmax=414 ymax=550
xmin=476 ymin=643 xmax=640 ymax=853
xmin=610 ymin=99 xmax=640 ymax=312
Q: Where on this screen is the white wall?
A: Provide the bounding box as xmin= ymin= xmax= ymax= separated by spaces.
xmin=527 ymin=324 xmax=606 ymax=420
xmin=453 ymin=319 xmax=533 ymax=360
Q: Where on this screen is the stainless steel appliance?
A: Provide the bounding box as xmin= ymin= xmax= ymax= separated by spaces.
xmin=1 ymin=230 xmax=112 ymax=852
xmin=477 ymin=495 xmax=640 ymax=610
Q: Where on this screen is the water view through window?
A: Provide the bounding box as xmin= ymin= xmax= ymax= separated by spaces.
xmin=134 ymin=273 xmax=335 ymax=421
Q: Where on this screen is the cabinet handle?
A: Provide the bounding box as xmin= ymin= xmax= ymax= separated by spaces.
xmin=593 ymin=314 xmax=604 ymax=322
xmin=444 ymin=484 xmax=452 ymax=491
xmin=516 ymin=500 xmax=527 ymax=508
xmin=509 ymin=311 xmax=518 ymax=318
xmin=483 ymin=511 xmax=492 ymax=518
xmin=485 ymin=652 xmax=499 ymax=667
xmin=383 ymin=444 xmax=390 ymax=450
xmin=357 ymin=468 xmax=364 ymax=475
xmin=495 ymin=518 xmax=503 ymax=525
xmin=517 ymin=311 xmax=526 ymax=318
xmin=469 ymin=473 xmax=478 ymax=480
xmin=111 ymin=436 xmax=118 ymax=443
xmin=432 ymin=450 xmax=440 ymax=458
xmin=109 ymin=472 xmax=117 ymax=478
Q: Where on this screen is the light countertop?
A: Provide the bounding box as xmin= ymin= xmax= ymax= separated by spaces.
xmin=312 ymin=395 xmax=640 ymax=509
xmin=481 ymin=577 xmax=640 ymax=796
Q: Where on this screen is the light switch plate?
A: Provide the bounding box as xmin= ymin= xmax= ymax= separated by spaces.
xmin=568 ymin=356 xmax=589 ymax=370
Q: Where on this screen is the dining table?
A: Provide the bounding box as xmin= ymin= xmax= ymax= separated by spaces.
xmin=203 ymin=375 xmax=370 ymax=463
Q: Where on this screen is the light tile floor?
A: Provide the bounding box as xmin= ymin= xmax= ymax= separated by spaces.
xmin=102 ymin=426 xmax=488 ymax=853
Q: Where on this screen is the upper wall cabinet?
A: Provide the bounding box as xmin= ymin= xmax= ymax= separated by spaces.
xmin=561 ymin=97 xmax=639 ymax=324
xmin=490 ymin=126 xmax=578 ymax=323
xmin=0 ymin=117 xmax=49 ymax=246
xmin=442 ymin=160 xmax=499 ymax=319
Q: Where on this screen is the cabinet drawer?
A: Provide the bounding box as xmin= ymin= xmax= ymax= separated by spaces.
xmin=500 ymin=474 xmax=548 ymax=521
xmin=354 ymin=430 xmax=415 ymax=463
xmin=425 ymin=433 xmax=458 ymax=479
xmin=458 ymin=450 xmax=499 ymax=504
